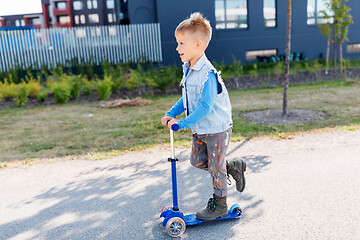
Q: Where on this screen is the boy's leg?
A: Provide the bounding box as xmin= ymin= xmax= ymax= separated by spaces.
xmin=195 ymin=128 xmax=232 ymax=220
xmin=190 ymin=133 xmax=209 ymax=171
xmin=205 ymin=128 xmax=232 ymax=198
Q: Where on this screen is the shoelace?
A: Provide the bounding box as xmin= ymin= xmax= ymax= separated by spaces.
xmin=207 ymin=197 xmax=217 ymax=212
xmin=227 ymin=173 xmax=232 ymax=185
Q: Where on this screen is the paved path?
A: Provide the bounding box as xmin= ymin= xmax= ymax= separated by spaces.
xmin=0 ymin=130 xmax=359 ymax=240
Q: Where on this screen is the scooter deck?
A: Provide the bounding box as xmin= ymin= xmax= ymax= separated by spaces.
xmin=183 ymin=210 xmax=241 ymax=226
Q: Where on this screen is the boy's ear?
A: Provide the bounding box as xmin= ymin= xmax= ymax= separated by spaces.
xmin=196 ymin=40 xmax=202 ymax=47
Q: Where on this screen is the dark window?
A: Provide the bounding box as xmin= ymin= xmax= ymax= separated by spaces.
xmin=246 ymin=49 xmax=277 ymax=60
xmin=307 ymin=0 xmax=332 ymax=25
xmin=87 ymin=0 xmax=98 ymax=10
xmin=347 ymin=43 xmax=360 ymax=53
xmin=215 ymin=0 xmax=248 ymax=29
xmin=107 ymin=0 xmax=115 ymax=9
xmin=73 ymin=1 xmax=83 ymax=10
xmin=264 ymin=0 xmax=276 ymax=27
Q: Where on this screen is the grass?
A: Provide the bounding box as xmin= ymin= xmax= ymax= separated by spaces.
xmin=1 ymin=78 xmax=360 ymax=165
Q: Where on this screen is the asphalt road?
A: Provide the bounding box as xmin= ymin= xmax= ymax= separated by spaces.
xmin=0 ymin=129 xmax=359 ymax=240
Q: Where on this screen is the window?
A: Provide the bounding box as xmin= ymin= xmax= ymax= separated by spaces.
xmin=56 ymin=2 xmax=67 ymax=9
xmin=246 ymin=49 xmax=277 ymax=60
xmin=107 ymin=0 xmax=115 ymax=9
xmin=87 ymin=0 xmax=98 ymax=9
xmin=215 ymin=0 xmax=248 ymax=29
xmin=307 ymin=0 xmax=331 ymax=25
xmin=80 ymin=15 xmax=86 ymax=24
xmin=59 ymin=16 xmax=70 ymax=24
xmin=29 ymin=18 xmax=41 ymax=25
xmin=15 ymin=19 xmax=20 ymax=27
xmin=21 ymin=19 xmax=25 ymax=26
xmin=88 ymin=14 xmax=99 ymax=23
xmin=347 ymin=43 xmax=360 ymax=53
xmin=74 ymin=15 xmax=79 ymax=24
xmin=264 ymin=0 xmax=276 ymax=27
xmin=73 ymin=1 xmax=83 ymax=10
xmin=108 ymin=13 xmax=116 ymax=23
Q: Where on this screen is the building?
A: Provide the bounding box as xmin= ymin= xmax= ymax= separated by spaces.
xmin=1 ymin=0 xmax=359 ymax=65
xmin=129 ymin=0 xmax=360 ymax=65
xmin=40 ymin=0 xmax=129 ymax=28
xmin=0 ymin=0 xmax=129 ymax=29
xmin=0 ymin=14 xmax=43 ymax=29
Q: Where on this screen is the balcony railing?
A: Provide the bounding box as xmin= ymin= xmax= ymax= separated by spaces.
xmin=54 ymin=22 xmax=72 ymax=28
xmin=53 ymin=7 xmax=70 ymax=16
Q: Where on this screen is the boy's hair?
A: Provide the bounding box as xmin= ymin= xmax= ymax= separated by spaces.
xmin=175 ymin=12 xmax=212 ymax=48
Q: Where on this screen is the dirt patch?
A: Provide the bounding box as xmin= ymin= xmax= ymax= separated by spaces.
xmin=243 ymin=109 xmax=327 ymax=125
xmin=98 ymin=97 xmax=153 ymax=108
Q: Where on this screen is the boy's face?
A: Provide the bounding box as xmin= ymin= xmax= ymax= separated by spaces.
xmin=175 ymin=31 xmax=203 ymax=67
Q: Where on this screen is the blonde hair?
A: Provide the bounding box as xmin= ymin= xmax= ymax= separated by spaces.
xmin=175 ymin=12 xmax=212 ymax=48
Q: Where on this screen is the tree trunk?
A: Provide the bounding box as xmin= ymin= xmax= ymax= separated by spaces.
xmin=339 ymin=43 xmax=343 ymax=73
xmin=283 ymin=0 xmax=292 ymax=116
xmin=333 ymin=25 xmax=337 ymax=77
xmin=325 ymin=37 xmax=330 ymax=75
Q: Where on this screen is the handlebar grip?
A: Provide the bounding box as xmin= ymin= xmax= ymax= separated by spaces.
xmin=167 ymin=120 xmax=179 ymax=132
xmin=171 ymin=124 xmax=179 ymax=131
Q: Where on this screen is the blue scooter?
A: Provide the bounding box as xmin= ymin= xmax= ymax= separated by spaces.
xmin=160 ymin=124 xmax=242 ymax=237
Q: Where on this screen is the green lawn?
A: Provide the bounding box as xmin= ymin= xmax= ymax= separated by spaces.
xmin=1 ymin=79 xmax=360 ymax=164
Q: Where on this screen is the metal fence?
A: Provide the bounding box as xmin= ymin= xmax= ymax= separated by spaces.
xmin=0 ymin=23 xmax=162 ymax=72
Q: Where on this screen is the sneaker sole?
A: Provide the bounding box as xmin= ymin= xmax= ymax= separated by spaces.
xmin=196 ymin=212 xmax=229 ymax=221
xmin=237 ymin=161 xmax=246 ymax=192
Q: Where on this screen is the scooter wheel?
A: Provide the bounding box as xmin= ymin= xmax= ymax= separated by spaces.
xmin=161 ymin=204 xmax=173 ymax=214
xmin=229 ymin=204 xmax=242 ymax=214
xmin=166 ymin=217 xmax=186 ymax=237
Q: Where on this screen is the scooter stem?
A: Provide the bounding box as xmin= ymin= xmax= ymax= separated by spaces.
xmin=170 ymin=130 xmax=175 ymax=159
xmin=169 ymin=129 xmax=179 ymax=211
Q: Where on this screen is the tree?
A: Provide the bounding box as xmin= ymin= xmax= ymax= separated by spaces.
xmin=319 ymin=0 xmax=353 ymax=74
xmin=283 ymin=0 xmax=292 ymax=116
xmin=319 ymin=16 xmax=332 ymax=75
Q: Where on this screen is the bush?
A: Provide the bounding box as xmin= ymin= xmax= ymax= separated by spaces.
xmin=0 ymin=80 xmax=18 ymax=100
xmin=67 ymin=75 xmax=83 ymax=99
xmin=25 ymin=79 xmax=42 ymax=97
xmin=15 ymin=84 xmax=29 ymax=107
xmin=97 ymin=76 xmax=113 ymax=100
xmin=36 ymin=89 xmax=49 ymax=102
xmin=82 ymin=77 xmax=96 ymax=95
xmin=125 ymin=69 xmax=142 ymax=90
xmin=49 ymin=81 xmax=71 ymax=104
xmin=150 ymin=65 xmax=181 ymax=93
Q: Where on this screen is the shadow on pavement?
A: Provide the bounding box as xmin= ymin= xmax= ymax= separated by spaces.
xmin=0 ymin=141 xmax=271 ymax=239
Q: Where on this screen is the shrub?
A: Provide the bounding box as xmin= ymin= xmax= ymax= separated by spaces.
xmin=97 ymin=76 xmax=113 ymax=100
xmin=125 ymin=69 xmax=141 ymax=90
xmin=82 ymin=77 xmax=95 ymax=95
xmin=0 ymin=80 xmax=18 ymax=100
xmin=36 ymin=89 xmax=49 ymax=102
xmin=67 ymin=75 xmax=83 ymax=99
xmin=48 ymin=81 xmax=71 ymax=104
xmin=15 ymin=84 xmax=29 ymax=107
xmin=150 ymin=65 xmax=181 ymax=93
xmin=25 ymin=79 xmax=42 ymax=97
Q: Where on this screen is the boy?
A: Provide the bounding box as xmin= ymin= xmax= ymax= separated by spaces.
xmin=161 ymin=12 xmax=246 ymax=221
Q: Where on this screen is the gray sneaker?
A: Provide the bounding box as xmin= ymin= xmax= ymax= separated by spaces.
xmin=196 ymin=194 xmax=228 ymax=220
xmin=227 ymin=160 xmax=246 ymax=192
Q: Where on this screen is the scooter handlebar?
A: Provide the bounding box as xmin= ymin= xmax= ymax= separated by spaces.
xmin=167 ymin=120 xmax=179 ymax=131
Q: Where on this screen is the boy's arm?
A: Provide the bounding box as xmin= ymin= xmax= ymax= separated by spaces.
xmin=178 ymin=71 xmax=217 ymax=129
xmin=165 ymin=97 xmax=185 ymax=118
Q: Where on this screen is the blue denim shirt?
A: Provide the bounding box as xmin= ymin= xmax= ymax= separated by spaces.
xmin=167 ymin=53 xmax=232 ymax=134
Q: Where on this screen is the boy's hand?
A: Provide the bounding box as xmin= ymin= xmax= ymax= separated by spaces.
xmin=161 ymin=116 xmax=173 ymax=126
xmin=167 ymin=118 xmax=178 ymax=130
